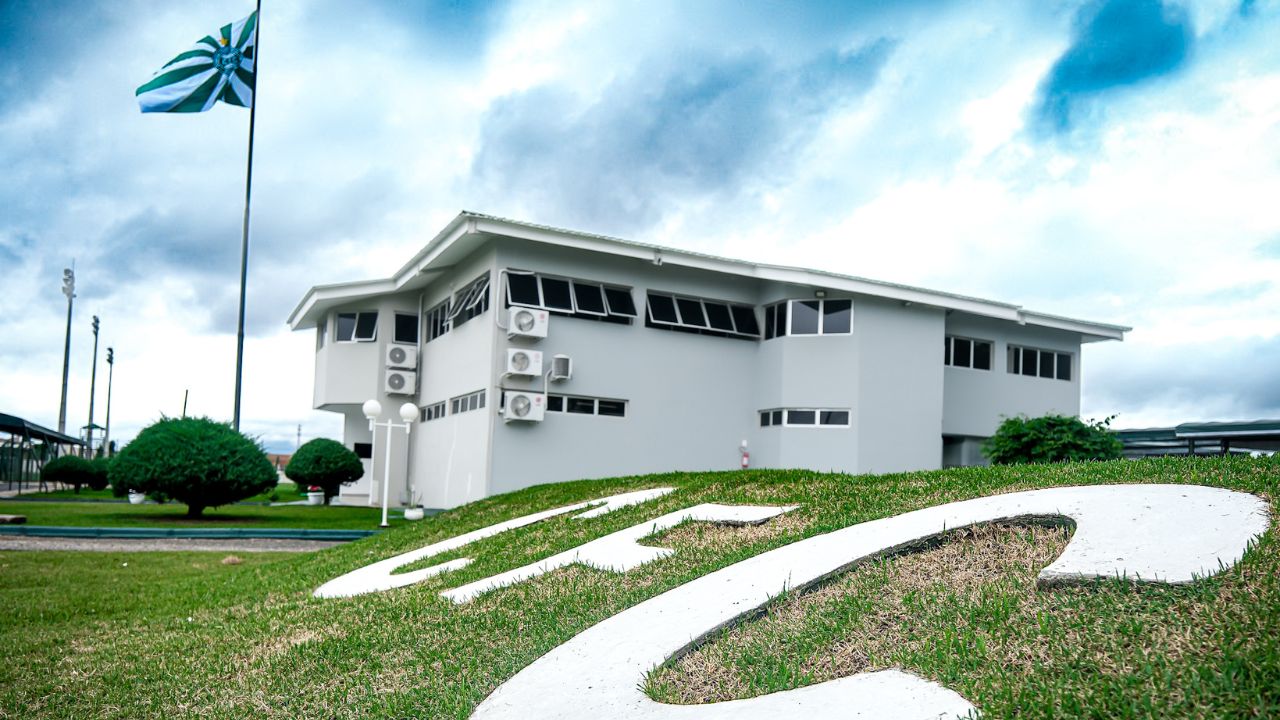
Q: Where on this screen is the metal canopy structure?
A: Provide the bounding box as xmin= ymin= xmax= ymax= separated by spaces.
xmin=1116 ymin=420 xmax=1280 ymax=459
xmin=0 ymin=412 xmax=85 ymax=492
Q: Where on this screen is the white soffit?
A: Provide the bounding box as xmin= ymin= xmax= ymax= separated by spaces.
xmin=470 ymin=484 xmax=1269 ymax=720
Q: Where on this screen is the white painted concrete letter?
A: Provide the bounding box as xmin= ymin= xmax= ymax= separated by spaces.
xmin=470 ymin=484 xmax=1270 ymax=720
xmin=314 ymin=487 xmax=674 ymax=599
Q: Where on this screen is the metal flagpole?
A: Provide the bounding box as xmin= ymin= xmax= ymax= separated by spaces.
xmin=232 ymin=0 xmax=263 ymax=432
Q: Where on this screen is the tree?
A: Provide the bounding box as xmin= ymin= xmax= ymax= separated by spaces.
xmin=983 ymin=414 xmax=1123 ymax=465
xmin=41 ymin=455 xmax=96 ymax=493
xmin=286 ymin=438 xmax=364 ymax=505
xmin=87 ymin=456 xmax=112 ymax=491
xmin=109 ymin=417 xmax=277 ymax=517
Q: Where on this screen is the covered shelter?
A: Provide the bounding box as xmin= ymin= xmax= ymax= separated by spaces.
xmin=0 ymin=412 xmax=86 ymax=492
xmin=1116 ymin=420 xmax=1280 ymax=459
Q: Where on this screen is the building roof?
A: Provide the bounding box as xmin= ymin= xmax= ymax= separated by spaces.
xmin=288 ymin=211 xmax=1130 ymax=342
xmin=0 ymin=412 xmax=85 ymax=446
xmin=1116 ymin=420 xmax=1280 ymax=441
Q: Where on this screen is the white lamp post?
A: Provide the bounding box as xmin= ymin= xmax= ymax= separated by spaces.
xmin=362 ymin=399 xmax=418 ymax=528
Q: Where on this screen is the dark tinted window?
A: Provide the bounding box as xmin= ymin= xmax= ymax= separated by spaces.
xmin=394 ymin=313 xmax=418 ymax=344
xmin=823 ymin=299 xmax=852 ymax=334
xmin=676 ymin=298 xmax=707 ymax=327
xmin=764 ymin=305 xmax=776 ymax=339
xmin=546 ymin=395 xmax=564 ymax=412
xmin=353 ymin=442 xmax=372 ymax=459
xmin=704 ymin=302 xmax=734 ymax=331
xmin=648 ymin=293 xmax=678 ymax=323
xmin=507 ymin=273 xmax=540 ymax=306
xmin=354 ymin=312 xmax=378 ymax=340
xmin=974 ymin=341 xmax=991 ymax=370
xmin=954 ymin=338 xmax=971 ymax=367
xmin=944 ymin=337 xmax=952 ymax=365
xmin=597 ymin=399 xmax=626 ymax=417
xmin=1021 ymin=347 xmax=1038 ymax=376
xmin=573 ymin=282 xmax=607 ymax=315
xmin=820 ymin=410 xmax=849 ymax=426
xmin=787 ymin=409 xmax=816 ymax=425
xmin=776 ymin=303 xmax=787 ymax=336
xmin=336 ymin=313 xmax=357 ymax=341
xmin=567 ymin=397 xmax=595 ymax=414
xmin=771 ymin=410 xmax=783 ymax=425
xmin=1056 ymin=353 xmax=1071 ymax=381
xmin=1039 ymin=350 xmax=1056 ymax=378
xmin=792 ymin=301 xmax=820 ymax=335
xmin=603 ymin=287 xmax=637 ymax=316
xmin=540 ymin=277 xmax=574 ymax=312
xmin=731 ymin=306 xmax=760 ymax=336
xmin=760 ymin=411 xmax=771 ymax=427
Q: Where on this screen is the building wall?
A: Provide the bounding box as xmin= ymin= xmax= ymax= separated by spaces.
xmin=941 ymin=314 xmax=1082 ymax=438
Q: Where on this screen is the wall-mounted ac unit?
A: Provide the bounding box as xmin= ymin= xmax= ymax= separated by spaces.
xmin=507 ymin=307 xmax=549 ymax=340
xmin=385 ymin=369 xmax=417 ymax=396
xmin=385 ymin=343 xmax=418 ymax=370
xmin=549 ymin=354 xmax=572 ymax=382
xmin=502 ymin=391 xmax=545 ymax=423
xmin=506 ymin=348 xmax=543 ymax=377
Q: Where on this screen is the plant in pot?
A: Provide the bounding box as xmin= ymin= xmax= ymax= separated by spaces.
xmin=305 ymin=485 xmax=325 ymax=505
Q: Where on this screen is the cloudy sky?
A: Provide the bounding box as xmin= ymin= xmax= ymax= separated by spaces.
xmin=2 ymin=0 xmax=1278 ymax=453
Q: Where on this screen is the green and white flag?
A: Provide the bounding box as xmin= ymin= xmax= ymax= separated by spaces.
xmin=136 ymin=11 xmax=257 ymax=113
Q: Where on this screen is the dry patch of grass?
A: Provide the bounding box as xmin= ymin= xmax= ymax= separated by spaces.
xmin=649 ymin=522 xmax=1073 ymax=704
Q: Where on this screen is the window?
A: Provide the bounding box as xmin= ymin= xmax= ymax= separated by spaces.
xmin=763 ymin=299 xmax=852 ymax=338
xmin=394 ymin=313 xmax=419 ymax=344
xmin=420 ymin=401 xmax=446 ymax=422
xmin=760 ymin=408 xmax=851 ymax=428
xmin=451 ymin=273 xmax=490 ymax=328
xmin=1007 ymin=345 xmax=1072 ymax=382
xmin=353 ymin=442 xmax=372 ymax=459
xmin=544 ymin=394 xmax=627 ymax=417
xmin=944 ymin=336 xmax=992 ymax=370
xmin=450 ymin=389 xmax=486 ymax=415
xmin=424 ymin=300 xmax=451 ymax=342
xmin=644 ymin=291 xmax=760 ymax=340
xmin=336 ymin=311 xmax=377 ymax=342
xmin=504 ymin=270 xmax=636 ymax=324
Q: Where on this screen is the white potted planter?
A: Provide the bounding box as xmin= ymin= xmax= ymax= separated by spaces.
xmin=403 ymin=507 xmax=425 ymax=521
xmin=128 ymin=491 xmax=146 ymax=505
xmin=306 ymin=491 xmax=325 ymax=506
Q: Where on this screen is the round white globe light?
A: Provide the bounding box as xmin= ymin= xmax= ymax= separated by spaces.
xmin=362 ymin=399 xmax=383 ymax=420
xmin=399 ymin=402 xmax=419 ymax=423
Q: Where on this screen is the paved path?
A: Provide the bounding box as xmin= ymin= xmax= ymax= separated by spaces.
xmin=0 ymin=536 xmax=341 ymax=552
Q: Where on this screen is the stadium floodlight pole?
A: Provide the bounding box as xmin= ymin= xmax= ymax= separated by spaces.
xmin=86 ymin=315 xmax=100 ymax=457
xmin=58 ymin=267 xmax=76 ymax=434
xmin=362 ymin=399 xmax=418 ymax=528
xmin=232 ymin=0 xmax=263 ymax=432
xmin=104 ymin=348 xmax=115 ymax=456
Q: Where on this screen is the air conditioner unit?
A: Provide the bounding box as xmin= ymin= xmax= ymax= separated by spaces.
xmin=549 ymin=354 xmax=572 ymax=382
xmin=385 ymin=343 xmax=418 ymax=370
xmin=384 ymin=369 xmax=417 ymax=396
xmin=506 ymin=348 xmax=543 ymax=377
xmin=507 ymin=307 xmax=549 ymax=340
xmin=502 ymin=391 xmax=545 ymax=423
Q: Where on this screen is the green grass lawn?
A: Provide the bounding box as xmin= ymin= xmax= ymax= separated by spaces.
xmin=1 ymin=456 xmax=1277 ymax=719
xmin=0 ymin=499 xmax=404 ymax=530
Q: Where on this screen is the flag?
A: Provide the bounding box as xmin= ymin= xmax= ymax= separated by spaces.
xmin=136 ymin=11 xmax=257 ymax=113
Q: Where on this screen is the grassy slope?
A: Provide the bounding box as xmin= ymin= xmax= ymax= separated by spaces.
xmin=0 ymin=457 xmax=1277 ymax=719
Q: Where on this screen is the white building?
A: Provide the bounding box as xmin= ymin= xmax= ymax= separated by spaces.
xmin=288 ymin=212 xmax=1128 ymax=509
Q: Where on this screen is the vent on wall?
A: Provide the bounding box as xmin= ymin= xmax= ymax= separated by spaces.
xmin=385 ymin=369 xmax=417 ymax=396
xmin=549 ymin=354 xmax=572 ymax=382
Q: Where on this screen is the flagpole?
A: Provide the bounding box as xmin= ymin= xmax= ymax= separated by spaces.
xmin=233 ymin=0 xmax=263 ymax=433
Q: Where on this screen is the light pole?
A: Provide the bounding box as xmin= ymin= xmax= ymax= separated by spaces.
xmin=58 ymin=268 xmax=75 ymax=435
xmin=86 ymin=315 xmax=100 ymax=456
xmin=104 ymin=348 xmax=115 ymax=456
xmin=362 ymin=399 xmax=417 ymax=528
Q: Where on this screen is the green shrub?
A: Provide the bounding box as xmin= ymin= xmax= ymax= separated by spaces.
xmin=983 ymin=414 xmax=1123 ymax=465
xmin=109 ymin=417 xmax=277 ymax=517
xmin=40 ymin=455 xmax=96 ymax=493
xmin=286 ymin=438 xmax=364 ymax=505
xmin=87 ymin=457 xmax=112 ymax=492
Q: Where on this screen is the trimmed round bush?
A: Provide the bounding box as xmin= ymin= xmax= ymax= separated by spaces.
xmin=983 ymin=414 xmax=1122 ymax=465
xmin=109 ymin=417 xmax=277 ymax=517
xmin=41 ymin=455 xmax=96 ymax=493
xmin=87 ymin=456 xmax=112 ymax=491
xmin=286 ymin=438 xmax=364 ymax=505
